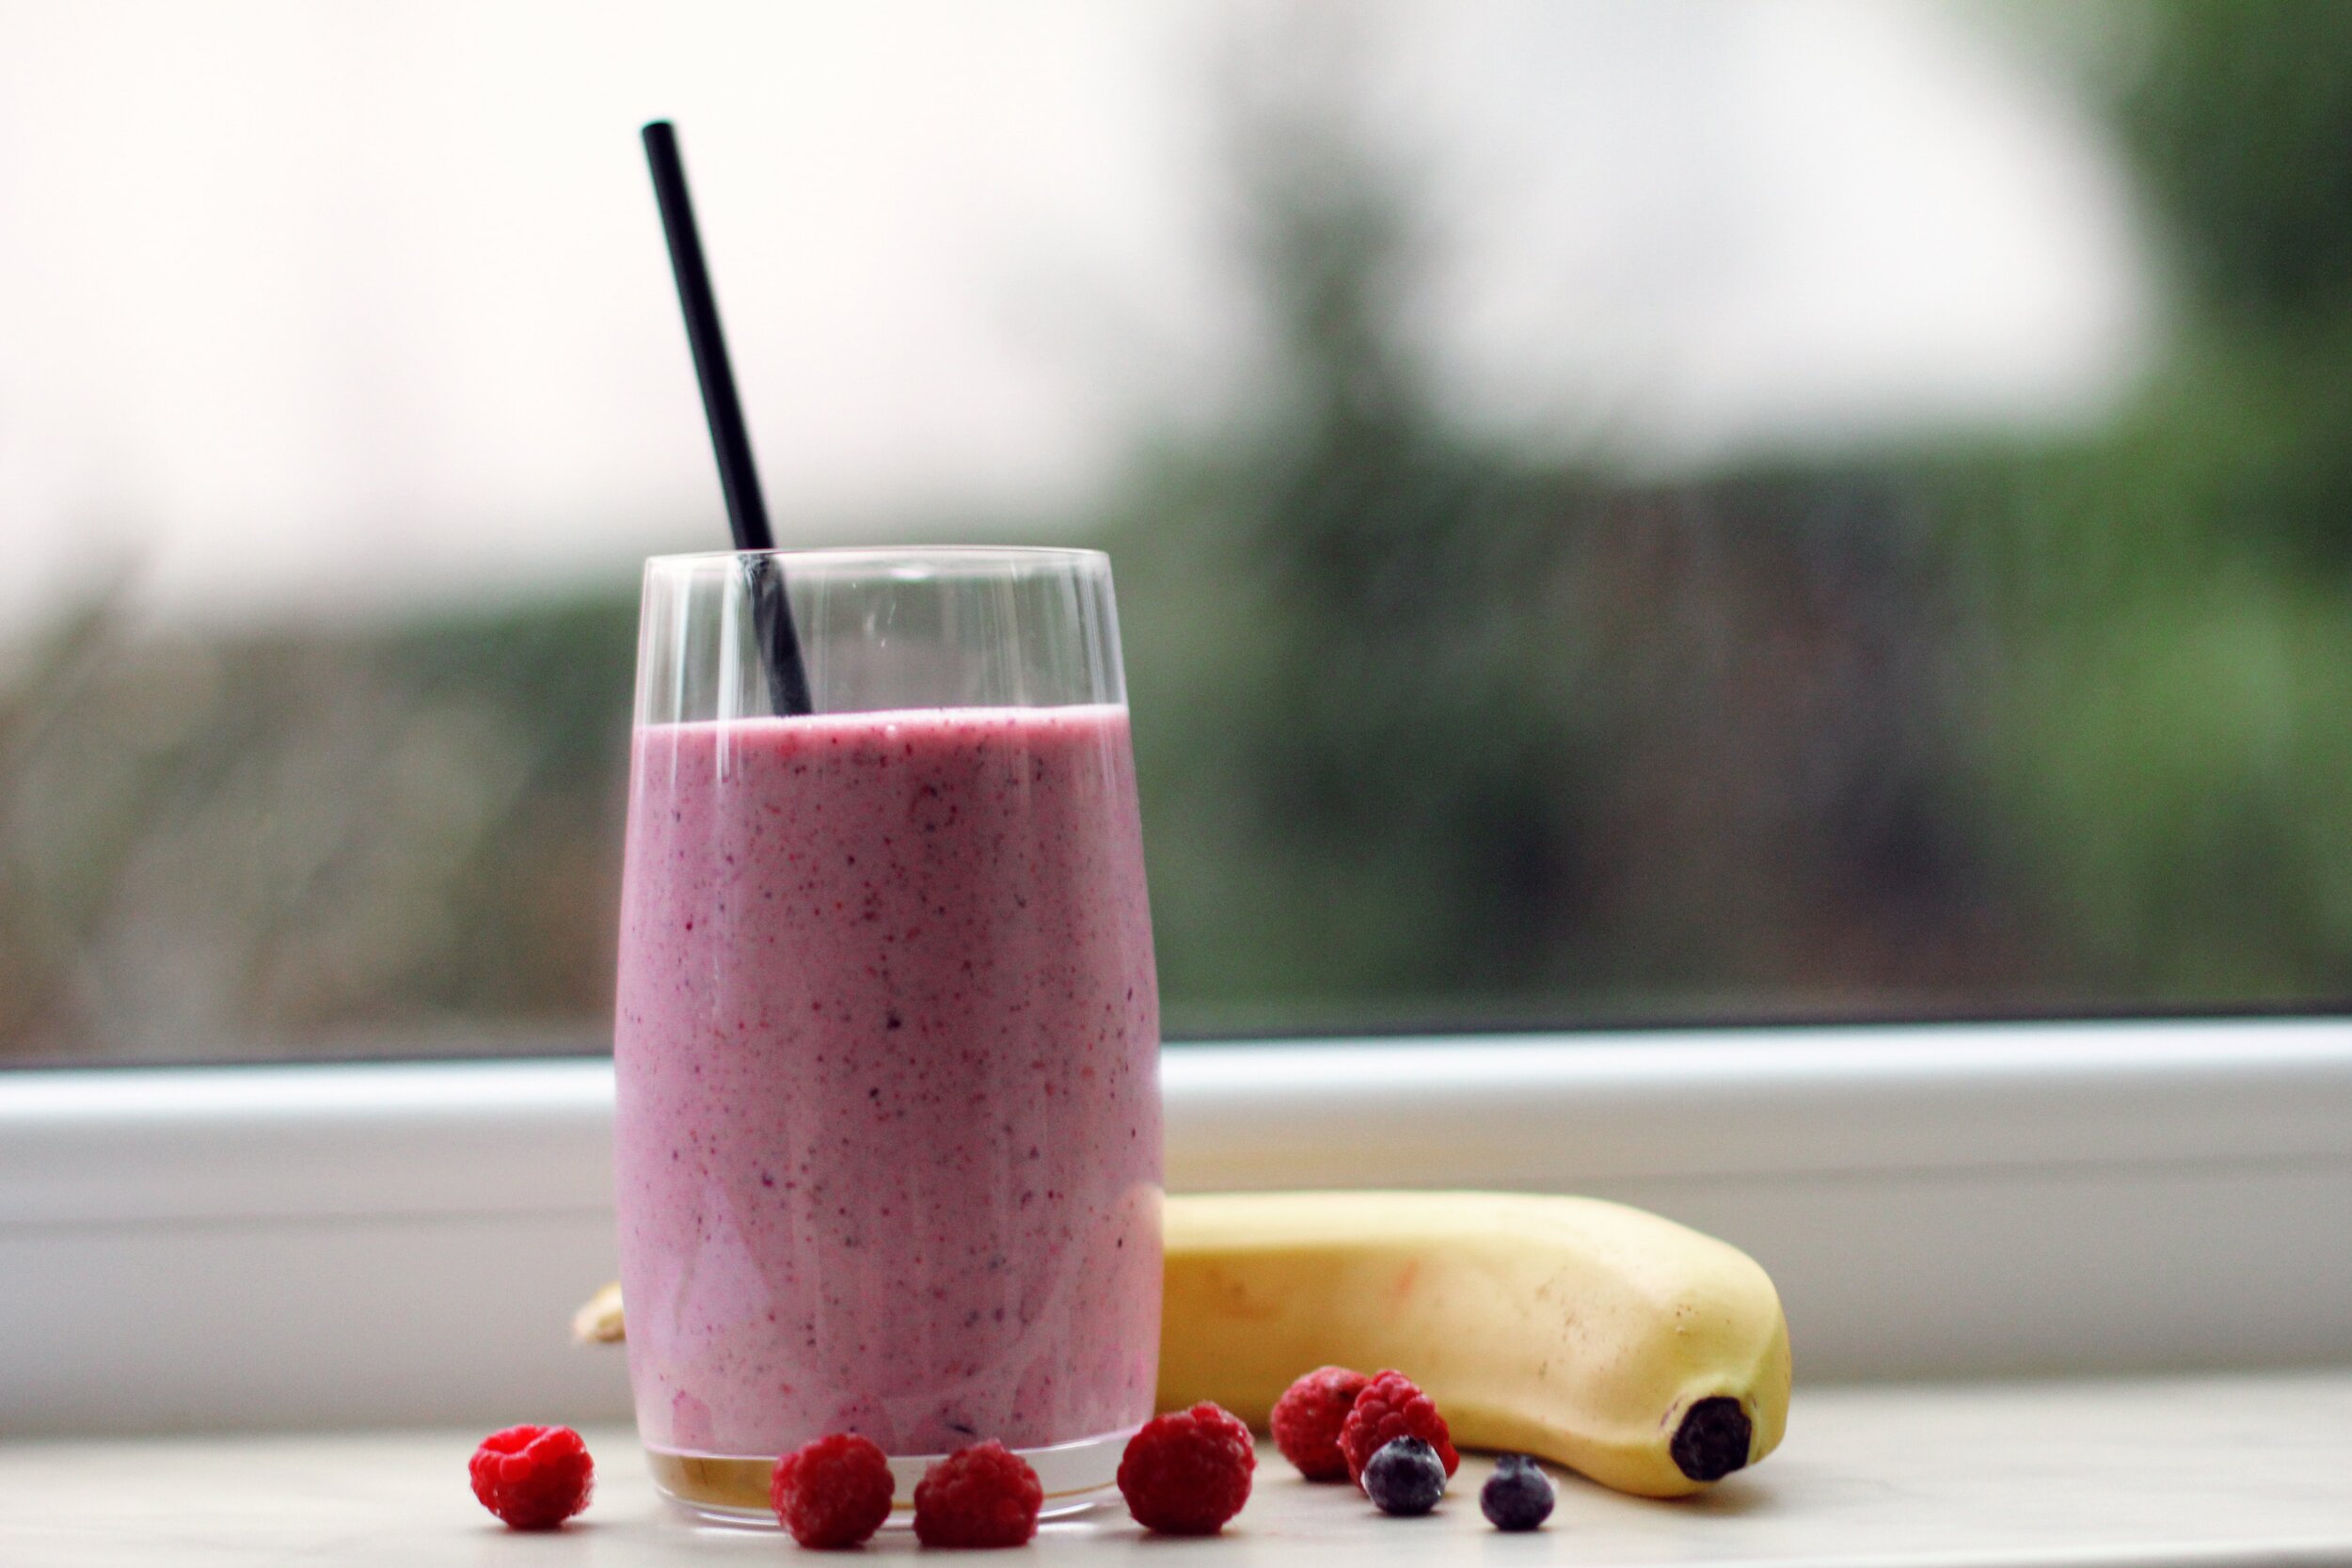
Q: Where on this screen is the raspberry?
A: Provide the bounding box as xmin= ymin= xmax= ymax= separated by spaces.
xmin=1338 ymin=1370 xmax=1458 ymax=1488
xmin=469 ymin=1425 xmax=594 ymax=1529
xmin=1116 ymin=1402 xmax=1255 ymax=1535
xmin=912 ymin=1440 xmax=1042 ymax=1548
xmin=771 ymin=1433 xmax=895 ymax=1548
xmin=1270 ymin=1366 xmax=1369 ymax=1481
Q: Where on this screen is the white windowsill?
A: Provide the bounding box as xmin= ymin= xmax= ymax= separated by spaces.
xmin=14 ymin=1373 xmax=2352 ymax=1567
xmin=3 ymin=1018 xmax=2350 ymax=1433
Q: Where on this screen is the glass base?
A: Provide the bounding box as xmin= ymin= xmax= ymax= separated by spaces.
xmin=646 ymin=1424 xmax=1142 ymax=1527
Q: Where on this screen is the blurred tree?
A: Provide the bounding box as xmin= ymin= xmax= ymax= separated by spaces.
xmin=2117 ymin=0 xmax=2352 ymax=326
xmin=1108 ymin=85 xmax=2007 ymax=1032
xmin=0 ymin=592 xmax=635 ymax=1061
xmin=1110 ymin=0 xmax=2352 ymax=1028
xmin=13 ymin=1 xmax=2352 ymax=1060
xmin=1904 ymin=0 xmax=2352 ymax=1002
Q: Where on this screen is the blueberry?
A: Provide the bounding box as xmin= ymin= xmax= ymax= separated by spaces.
xmin=1362 ymin=1436 xmax=1447 ymax=1516
xmin=1479 ymin=1453 xmax=1555 ymax=1531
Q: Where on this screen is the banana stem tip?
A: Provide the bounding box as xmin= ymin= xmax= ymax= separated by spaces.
xmin=1670 ymin=1398 xmax=1754 ymax=1483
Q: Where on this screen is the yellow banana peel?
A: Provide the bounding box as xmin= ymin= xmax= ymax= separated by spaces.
xmin=580 ymin=1188 xmax=1790 ymax=1498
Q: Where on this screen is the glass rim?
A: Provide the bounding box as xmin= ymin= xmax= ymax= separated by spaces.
xmin=643 ymin=545 xmax=1109 ymax=577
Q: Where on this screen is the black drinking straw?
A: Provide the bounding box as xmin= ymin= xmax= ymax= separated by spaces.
xmin=642 ymin=119 xmax=816 ymax=717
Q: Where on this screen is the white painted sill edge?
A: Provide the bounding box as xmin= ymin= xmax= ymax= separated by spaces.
xmin=4 ymin=1018 xmax=2350 ymax=1433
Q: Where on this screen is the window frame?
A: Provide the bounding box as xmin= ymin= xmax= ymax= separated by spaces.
xmin=5 ymin=1018 xmax=2350 ymax=1433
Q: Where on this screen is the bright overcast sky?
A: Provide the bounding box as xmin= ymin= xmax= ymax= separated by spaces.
xmin=0 ymin=0 xmax=2153 ymax=636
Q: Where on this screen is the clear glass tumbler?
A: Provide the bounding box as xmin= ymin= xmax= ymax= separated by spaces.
xmin=612 ymin=547 xmax=1164 ymax=1523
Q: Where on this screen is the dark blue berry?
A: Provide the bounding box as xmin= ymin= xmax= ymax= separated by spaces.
xmin=1362 ymin=1436 xmax=1447 ymax=1516
xmin=1480 ymin=1453 xmax=1554 ymax=1530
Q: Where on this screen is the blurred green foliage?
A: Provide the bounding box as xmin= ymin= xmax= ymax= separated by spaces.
xmin=1112 ymin=100 xmax=2000 ymax=1031
xmin=2117 ymin=0 xmax=2352 ymax=327
xmin=1915 ymin=0 xmax=2352 ymax=1006
xmin=7 ymin=1 xmax=2352 ymax=1058
xmin=0 ymin=598 xmax=639 ymax=1058
xmin=1113 ymin=0 xmax=2352 ymax=1028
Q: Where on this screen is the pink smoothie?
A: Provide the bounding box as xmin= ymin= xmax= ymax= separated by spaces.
xmin=612 ymin=705 xmax=1163 ymax=1463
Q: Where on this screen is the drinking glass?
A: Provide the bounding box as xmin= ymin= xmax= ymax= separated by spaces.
xmin=612 ymin=547 xmax=1163 ymax=1522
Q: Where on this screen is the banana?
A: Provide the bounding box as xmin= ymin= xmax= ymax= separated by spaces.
xmin=1157 ymin=1191 xmax=1789 ymax=1498
xmin=571 ymin=1280 xmax=625 ymax=1345
xmin=577 ymin=1189 xmax=1789 ymax=1499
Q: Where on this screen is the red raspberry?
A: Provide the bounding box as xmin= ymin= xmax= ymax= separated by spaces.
xmin=770 ymin=1433 xmax=895 ymax=1548
xmin=1338 ymin=1371 xmax=1458 ymax=1488
xmin=1116 ymin=1402 xmax=1255 ymax=1535
xmin=469 ymin=1425 xmax=594 ymax=1529
xmin=912 ymin=1440 xmax=1043 ymax=1548
xmin=1270 ymin=1366 xmax=1369 ymax=1481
